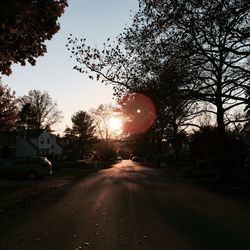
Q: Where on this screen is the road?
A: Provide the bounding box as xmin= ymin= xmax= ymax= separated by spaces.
xmin=1 ymin=160 xmax=250 ymax=250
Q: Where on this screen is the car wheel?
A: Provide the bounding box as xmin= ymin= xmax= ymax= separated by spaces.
xmin=28 ymin=171 xmax=38 ymax=180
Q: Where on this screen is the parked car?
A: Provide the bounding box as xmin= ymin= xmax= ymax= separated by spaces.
xmin=0 ymin=157 xmax=53 ymax=180
xmin=117 ymin=156 xmax=123 ymax=162
xmin=132 ymin=156 xmax=140 ymax=162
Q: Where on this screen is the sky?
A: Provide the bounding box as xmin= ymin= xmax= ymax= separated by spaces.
xmin=2 ymin=0 xmax=139 ymax=134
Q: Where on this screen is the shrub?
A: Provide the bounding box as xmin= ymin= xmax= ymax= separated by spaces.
xmin=190 ymin=126 xmax=246 ymax=171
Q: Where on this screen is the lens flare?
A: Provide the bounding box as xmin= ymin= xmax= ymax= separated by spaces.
xmin=119 ymin=92 xmax=156 ymax=134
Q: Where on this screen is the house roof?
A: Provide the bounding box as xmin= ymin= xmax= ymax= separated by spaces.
xmin=26 ymin=138 xmax=38 ymax=149
xmin=26 ymin=129 xmax=44 ymax=138
xmin=25 ymin=129 xmax=64 ymax=149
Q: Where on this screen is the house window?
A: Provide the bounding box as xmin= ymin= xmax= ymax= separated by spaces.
xmin=47 ymin=138 xmax=50 ymax=144
xmin=40 ymin=137 xmax=44 ymax=144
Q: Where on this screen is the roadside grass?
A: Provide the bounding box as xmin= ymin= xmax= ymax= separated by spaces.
xmin=0 ymin=184 xmax=30 ymax=196
xmin=143 ymin=158 xmax=250 ymax=203
xmin=162 ymin=162 xmax=250 ymax=204
xmin=0 ymin=165 xmax=96 ymax=213
xmin=0 ymin=184 xmax=50 ymax=212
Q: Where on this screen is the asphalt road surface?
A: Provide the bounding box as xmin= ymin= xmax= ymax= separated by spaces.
xmin=1 ymin=160 xmax=250 ymax=250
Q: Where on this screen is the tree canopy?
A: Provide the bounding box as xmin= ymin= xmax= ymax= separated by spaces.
xmin=18 ymin=89 xmax=63 ymax=129
xmin=0 ymin=0 xmax=68 ymax=75
xmin=0 ymin=81 xmax=18 ymax=131
xmin=64 ymin=110 xmax=97 ymax=159
xmin=122 ymin=0 xmax=250 ymax=134
xmin=68 ymin=0 xmax=250 ymax=136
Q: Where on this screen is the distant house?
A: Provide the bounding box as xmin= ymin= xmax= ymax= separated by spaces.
xmin=16 ymin=129 xmax=63 ymax=161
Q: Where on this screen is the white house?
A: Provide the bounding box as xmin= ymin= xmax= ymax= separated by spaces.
xmin=16 ymin=129 xmax=63 ymax=160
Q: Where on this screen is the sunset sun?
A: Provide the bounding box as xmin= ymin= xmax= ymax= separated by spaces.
xmin=109 ymin=117 xmax=123 ymax=132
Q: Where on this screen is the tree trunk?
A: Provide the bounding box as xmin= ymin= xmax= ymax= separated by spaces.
xmin=171 ymin=122 xmax=180 ymax=162
xmin=215 ymin=67 xmax=228 ymax=183
xmin=216 ymin=103 xmax=225 ymax=136
xmin=216 ymin=97 xmax=228 ymax=184
xmin=215 ymin=70 xmax=225 ymax=137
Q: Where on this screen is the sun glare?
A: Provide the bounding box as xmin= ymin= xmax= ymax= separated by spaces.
xmin=109 ymin=117 xmax=123 ymax=132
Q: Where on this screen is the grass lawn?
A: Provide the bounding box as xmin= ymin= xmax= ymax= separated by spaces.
xmin=0 ymin=184 xmax=30 ymax=196
xmin=0 ymin=166 xmax=96 ymax=213
xmin=0 ymin=184 xmax=48 ymax=212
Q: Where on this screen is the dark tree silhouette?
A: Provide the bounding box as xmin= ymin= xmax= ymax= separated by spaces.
xmin=0 ymin=81 xmax=18 ymax=131
xmin=67 ymin=0 xmax=250 ymax=137
xmin=68 ymin=35 xmax=199 ymax=155
xmin=19 ymin=90 xmax=63 ymax=129
xmin=124 ymin=0 xmax=250 ymax=135
xmin=64 ymin=110 xmax=97 ymax=159
xmin=0 ymin=0 xmax=68 ymax=75
xmin=245 ymin=89 xmax=250 ymax=123
xmin=190 ymin=126 xmax=246 ymax=183
xmin=143 ymin=62 xmax=199 ymax=157
xmin=18 ymin=103 xmax=37 ymax=130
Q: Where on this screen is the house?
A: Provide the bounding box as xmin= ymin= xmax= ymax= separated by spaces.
xmin=16 ymin=128 xmax=63 ymax=161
